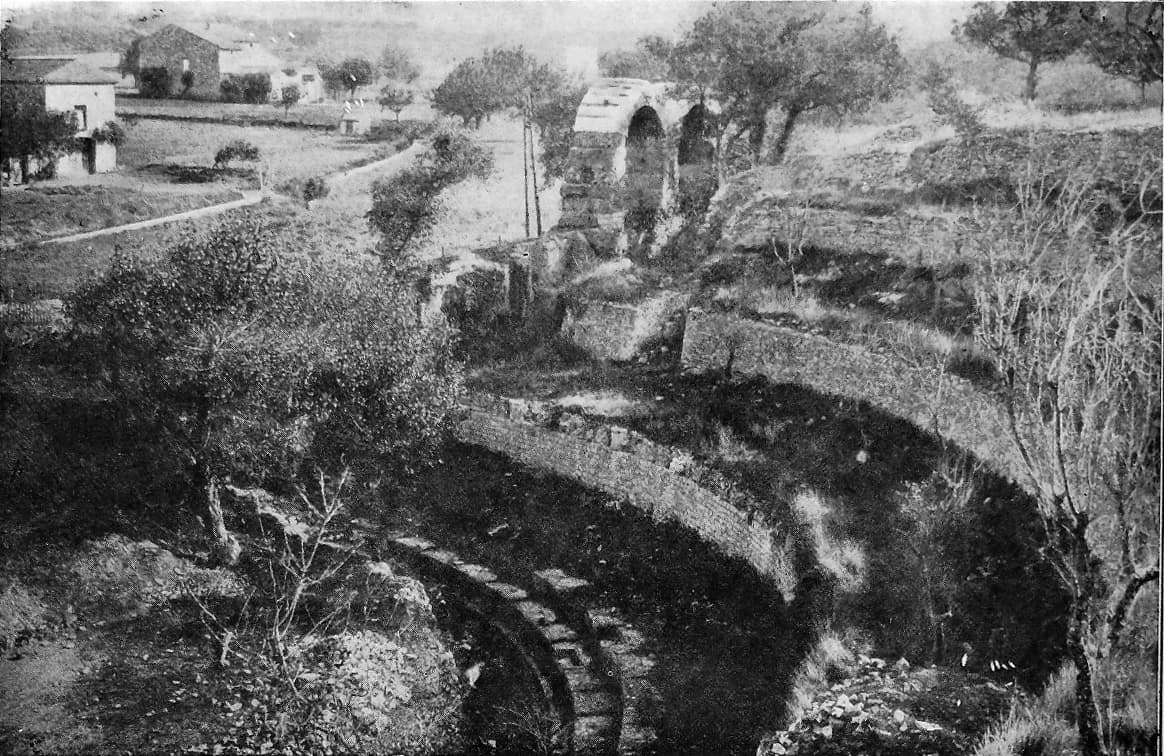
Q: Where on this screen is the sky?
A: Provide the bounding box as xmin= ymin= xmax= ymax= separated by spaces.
xmin=4 ymin=0 xmax=975 ymax=48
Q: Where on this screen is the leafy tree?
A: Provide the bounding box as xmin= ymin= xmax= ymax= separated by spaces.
xmin=139 ymin=65 xmax=170 ymax=98
xmin=377 ymin=45 xmax=420 ymax=84
xmin=671 ymin=3 xmax=906 ymax=166
xmin=323 ymin=57 xmax=374 ymax=98
xmin=65 ymin=215 xmax=463 ymax=564
xmin=530 ymin=80 xmax=588 ymax=182
xmin=0 ymin=87 xmax=78 ymax=178
xmin=377 ymin=85 xmax=413 ymax=121
xmin=119 ymin=36 xmax=141 ymax=87
xmin=278 ymin=84 xmax=301 ymax=116
xmin=972 ymin=165 xmax=1161 ymax=756
xmin=597 ymin=35 xmax=673 ymax=79
xmin=367 ymin=128 xmax=492 ymax=264
xmin=1081 ymin=2 xmax=1163 ymax=98
xmin=956 ymin=2 xmax=1090 ymax=101
xmin=431 ymin=57 xmax=495 ymax=128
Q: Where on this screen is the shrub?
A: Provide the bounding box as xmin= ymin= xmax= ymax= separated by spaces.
xmin=302 ymin=176 xmax=329 ymax=207
xmin=139 ymin=66 xmax=170 ymax=98
xmin=91 ymin=120 xmax=127 ymax=146
xmin=214 ymin=139 xmax=261 ymax=168
xmin=220 ymin=73 xmax=272 ymax=104
xmin=179 ymin=70 xmax=195 ymax=96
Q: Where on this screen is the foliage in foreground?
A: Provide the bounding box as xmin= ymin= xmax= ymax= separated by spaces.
xmin=367 ymin=127 xmax=493 ymax=265
xmin=64 ymin=213 xmax=463 ymax=564
xmin=971 ymin=160 xmax=1161 ymax=756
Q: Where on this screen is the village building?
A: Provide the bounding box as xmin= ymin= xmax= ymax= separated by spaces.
xmin=1 ymin=57 xmax=119 ymax=181
xmin=135 ymin=23 xmax=323 ymax=102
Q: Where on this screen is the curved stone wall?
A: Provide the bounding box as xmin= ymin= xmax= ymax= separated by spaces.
xmin=678 ymin=308 xmax=1034 ymax=496
xmin=455 ymin=393 xmax=798 ymax=600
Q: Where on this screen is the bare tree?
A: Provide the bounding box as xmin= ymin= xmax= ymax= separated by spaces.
xmin=972 ymin=162 xmax=1161 ymax=756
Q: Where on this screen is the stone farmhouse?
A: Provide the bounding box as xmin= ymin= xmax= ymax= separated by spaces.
xmin=136 ymin=23 xmax=322 ymax=102
xmin=1 ymin=57 xmax=119 ymax=181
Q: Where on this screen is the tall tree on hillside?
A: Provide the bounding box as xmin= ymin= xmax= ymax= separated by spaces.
xmin=119 ymin=36 xmax=141 ymax=88
xmin=973 ymin=166 xmax=1161 ymax=756
xmin=956 ymin=2 xmax=1090 ymax=101
xmin=323 ymin=57 xmax=374 ymax=98
xmin=431 ymin=57 xmax=496 ymax=128
xmin=598 ymin=35 xmax=673 ymax=80
xmin=1081 ymin=2 xmax=1163 ymax=99
xmin=66 ymin=215 xmax=463 ymax=566
xmin=377 ymin=85 xmax=414 ymax=121
xmin=671 ymin=3 xmax=906 ymax=166
xmin=378 ymin=44 xmax=420 ymax=84
xmin=367 ymin=128 xmax=493 ymax=264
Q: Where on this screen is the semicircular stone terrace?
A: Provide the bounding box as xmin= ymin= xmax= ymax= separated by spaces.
xmin=384 ymin=534 xmax=659 ymax=755
xmin=679 ymin=307 xmax=1039 ymax=499
xmin=456 ymin=393 xmax=798 ymax=600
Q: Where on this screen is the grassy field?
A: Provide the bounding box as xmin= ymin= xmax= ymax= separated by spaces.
xmin=0 ymin=185 xmax=244 ymax=248
xmin=117 ymin=95 xmax=438 ymax=127
xmin=117 ymin=118 xmax=401 ymax=187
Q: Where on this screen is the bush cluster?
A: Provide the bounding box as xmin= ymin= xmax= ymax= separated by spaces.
xmin=220 ymin=73 xmax=273 ymax=105
xmin=213 ymin=140 xmax=261 ymax=169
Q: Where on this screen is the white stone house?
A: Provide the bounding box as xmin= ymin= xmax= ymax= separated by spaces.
xmin=1 ymin=58 xmax=120 ymax=181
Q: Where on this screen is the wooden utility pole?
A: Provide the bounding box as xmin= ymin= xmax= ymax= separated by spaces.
xmin=528 ymin=92 xmax=542 ymax=236
xmin=522 ymin=114 xmax=531 ymax=238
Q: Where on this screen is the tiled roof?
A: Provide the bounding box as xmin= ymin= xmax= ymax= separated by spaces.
xmin=171 ymin=23 xmax=256 ymax=50
xmin=2 ymin=58 xmax=119 ymax=85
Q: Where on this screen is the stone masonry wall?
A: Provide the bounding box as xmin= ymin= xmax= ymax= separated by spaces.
xmin=679 ymin=308 xmax=1035 ymax=496
xmin=455 ymin=394 xmax=797 ymax=599
xmin=138 ymin=25 xmax=221 ymax=99
xmin=909 ymin=128 xmax=1162 ymax=189
xmin=718 ymin=201 xmax=974 ymax=260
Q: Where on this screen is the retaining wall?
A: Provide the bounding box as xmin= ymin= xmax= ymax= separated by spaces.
xmin=679 ymin=308 xmax=1033 ymax=495
xmin=455 ymin=394 xmax=797 ymax=599
xmin=909 ymin=127 xmax=1162 ymax=188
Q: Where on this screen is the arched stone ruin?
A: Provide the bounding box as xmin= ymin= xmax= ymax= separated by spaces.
xmin=557 ymin=78 xmax=716 ymax=251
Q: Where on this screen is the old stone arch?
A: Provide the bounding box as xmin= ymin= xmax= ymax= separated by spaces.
xmin=557 ymin=78 xmax=715 ymax=250
xmin=676 ymin=104 xmax=718 ymax=217
xmin=623 ymin=105 xmax=668 ymax=232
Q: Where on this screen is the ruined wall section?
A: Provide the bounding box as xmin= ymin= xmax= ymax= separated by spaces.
xmin=456 ymin=393 xmax=798 ymax=599
xmin=679 ymin=308 xmax=1034 ymax=496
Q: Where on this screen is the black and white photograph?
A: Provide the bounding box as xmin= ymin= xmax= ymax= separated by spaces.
xmin=1 ymin=1 xmax=1160 ymax=754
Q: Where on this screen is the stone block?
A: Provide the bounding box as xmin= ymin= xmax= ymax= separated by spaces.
xmin=543 ymin=623 xmax=579 ymax=643
xmin=488 ymin=581 xmax=529 ymax=601
xmin=534 ymin=567 xmax=592 ymax=595
xmin=573 ymin=689 xmax=618 ymax=717
xmin=608 ymin=425 xmax=629 ymax=450
xmin=456 ymin=563 xmax=499 ymax=583
xmin=515 ymin=600 xmax=557 ymax=626
xmin=392 ymin=535 xmax=435 ymax=551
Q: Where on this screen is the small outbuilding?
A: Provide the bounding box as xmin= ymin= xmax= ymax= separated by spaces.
xmin=337 ymin=101 xmax=372 ymax=136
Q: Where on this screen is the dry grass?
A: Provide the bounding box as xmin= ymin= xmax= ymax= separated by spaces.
xmin=118 ymin=118 xmax=396 ymax=186
xmin=792 ymin=490 xmax=867 ymax=594
xmin=0 ymin=184 xmax=243 ymax=247
xmin=783 ymin=631 xmax=858 ymax=728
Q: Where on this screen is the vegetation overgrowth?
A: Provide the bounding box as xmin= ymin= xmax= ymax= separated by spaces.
xmin=2 ymin=1 xmax=1161 ymax=754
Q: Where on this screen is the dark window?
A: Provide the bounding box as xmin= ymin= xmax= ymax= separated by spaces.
xmin=74 ymin=105 xmax=87 ymax=130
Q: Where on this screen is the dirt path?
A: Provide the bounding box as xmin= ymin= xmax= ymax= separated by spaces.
xmin=36 ymin=144 xmax=425 ymax=248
